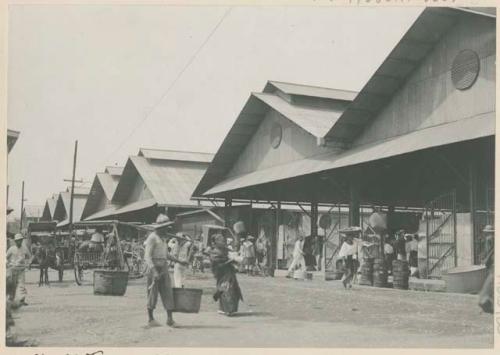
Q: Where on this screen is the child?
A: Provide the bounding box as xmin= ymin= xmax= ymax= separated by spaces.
xmin=240 ymin=236 xmax=256 ymax=275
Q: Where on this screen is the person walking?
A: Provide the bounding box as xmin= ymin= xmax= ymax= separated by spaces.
xmin=256 ymin=230 xmax=270 ymax=276
xmin=173 ymin=233 xmax=193 ymax=288
xmin=209 ymin=234 xmax=243 ymax=316
xmin=144 ymin=214 xmax=188 ymax=328
xmin=286 ymin=235 xmax=305 ymax=277
xmin=338 ymin=230 xmax=357 ymax=289
xmin=6 ymin=234 xmax=31 ymax=305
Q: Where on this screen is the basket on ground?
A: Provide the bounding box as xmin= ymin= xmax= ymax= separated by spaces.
xmin=172 ymin=288 xmax=202 ymax=313
xmin=93 ymin=270 xmax=129 ymax=296
xmin=359 ymin=258 xmax=374 ymax=286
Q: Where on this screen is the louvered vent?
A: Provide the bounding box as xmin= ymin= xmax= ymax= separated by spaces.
xmin=451 ymin=49 xmax=480 ymax=90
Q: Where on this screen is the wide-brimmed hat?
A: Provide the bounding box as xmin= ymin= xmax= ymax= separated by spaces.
xmin=14 ymin=233 xmax=24 ymax=241
xmin=483 ymin=225 xmax=494 ymax=233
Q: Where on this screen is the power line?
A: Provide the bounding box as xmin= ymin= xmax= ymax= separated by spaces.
xmin=103 ymin=6 xmax=232 ymax=165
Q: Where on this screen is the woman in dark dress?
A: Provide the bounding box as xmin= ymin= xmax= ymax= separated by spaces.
xmin=209 ymin=234 xmax=243 ymax=316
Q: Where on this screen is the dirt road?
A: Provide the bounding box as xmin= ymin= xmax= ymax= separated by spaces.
xmin=11 ymin=269 xmax=493 ymax=348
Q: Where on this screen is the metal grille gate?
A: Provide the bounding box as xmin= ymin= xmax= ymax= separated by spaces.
xmin=425 ymin=191 xmax=457 ymax=279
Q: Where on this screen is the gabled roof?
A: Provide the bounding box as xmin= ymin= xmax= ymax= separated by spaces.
xmin=53 ymin=190 xmax=88 ymax=223
xmin=264 ymin=81 xmax=357 ymax=102
xmin=324 ymin=7 xmax=494 ymax=142
xmin=23 ymin=205 xmax=43 ymax=219
xmin=7 ymin=129 xmax=20 ymax=153
xmin=105 ymin=166 xmax=124 ymax=176
xmin=138 ymin=148 xmax=214 ymax=163
xmin=81 ymin=170 xmax=122 ymax=221
xmin=41 ymin=194 xmax=58 ymax=221
xmin=192 ymin=81 xmax=356 ymax=197
xmin=112 ymin=149 xmax=211 ymax=208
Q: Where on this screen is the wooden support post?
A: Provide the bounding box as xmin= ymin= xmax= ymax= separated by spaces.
xmin=349 ymin=182 xmax=360 ymax=227
xmin=271 ymin=201 xmax=281 ymax=275
xmin=19 ymin=181 xmax=25 ymax=232
xmin=224 ymin=196 xmax=232 ymax=228
xmin=469 ymin=161 xmax=477 ymax=264
xmin=311 ymin=200 xmax=318 ymax=237
xmin=68 ymin=140 xmax=78 ymax=234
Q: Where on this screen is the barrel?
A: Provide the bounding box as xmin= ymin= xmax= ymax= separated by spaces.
xmin=172 ymin=288 xmax=202 ymax=313
xmin=358 ymin=258 xmax=374 ymax=286
xmin=93 ymin=270 xmax=129 ymax=296
xmin=372 ymin=258 xmax=388 ymax=287
xmin=392 ymin=260 xmax=409 ymax=290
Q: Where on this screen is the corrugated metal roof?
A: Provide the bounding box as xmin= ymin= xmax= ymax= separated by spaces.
xmin=325 ymin=7 xmax=490 ymax=142
xmin=81 ymin=171 xmax=121 ymax=221
xmin=41 ymin=194 xmax=58 ymax=220
xmin=192 ymin=82 xmax=355 ymax=198
xmin=105 ymin=166 xmax=124 ymax=176
xmin=54 ymin=191 xmax=88 ymax=224
xmin=113 ymin=155 xmax=209 ymax=207
xmin=253 ymin=92 xmax=346 ymax=138
xmin=138 ymin=148 xmax=214 ymax=163
xmin=205 ymin=112 xmax=494 ymax=196
xmin=84 ymin=206 xmax=118 ymax=221
xmin=85 ymin=199 xmax=156 ymax=221
xmin=23 ymin=205 xmax=43 ymax=218
xmin=113 ymin=198 xmax=157 ymax=215
xmin=265 ymin=81 xmax=358 ymax=101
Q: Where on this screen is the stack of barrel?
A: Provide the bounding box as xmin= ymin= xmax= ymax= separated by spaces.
xmin=358 ymin=258 xmax=374 ymax=286
xmin=392 ymin=260 xmax=410 ymax=290
xmin=372 ymin=258 xmax=388 ymax=287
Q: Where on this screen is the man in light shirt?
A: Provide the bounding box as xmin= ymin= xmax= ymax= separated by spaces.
xmin=173 ymin=233 xmax=193 ymax=288
xmin=144 ymin=214 xmax=188 ymax=328
xmin=287 ymin=235 xmax=305 ymax=277
xmin=6 ymin=234 xmax=31 ymax=305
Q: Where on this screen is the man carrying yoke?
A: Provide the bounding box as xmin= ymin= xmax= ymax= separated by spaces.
xmin=145 ymin=214 xmax=189 ymax=328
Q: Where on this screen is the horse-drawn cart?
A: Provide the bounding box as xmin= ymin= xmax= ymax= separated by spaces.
xmin=71 ymin=220 xmax=147 ymax=285
xmin=27 ymin=222 xmax=72 ymax=284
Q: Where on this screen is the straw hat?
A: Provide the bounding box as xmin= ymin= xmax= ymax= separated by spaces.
xmin=14 ymin=233 xmax=24 ymax=241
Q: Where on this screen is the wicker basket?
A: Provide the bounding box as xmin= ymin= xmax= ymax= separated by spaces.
xmin=93 ymin=270 xmax=129 ymax=296
xmin=172 ymin=288 xmax=202 ymax=313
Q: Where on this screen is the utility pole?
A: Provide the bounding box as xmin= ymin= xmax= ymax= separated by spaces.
xmin=19 ymin=181 xmax=26 ymax=232
xmin=68 ymin=141 xmax=78 ymax=233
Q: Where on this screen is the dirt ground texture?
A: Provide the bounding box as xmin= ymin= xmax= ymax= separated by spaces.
xmin=10 ymin=268 xmax=493 ymax=348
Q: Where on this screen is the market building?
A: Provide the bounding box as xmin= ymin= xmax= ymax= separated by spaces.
xmin=85 ymin=148 xmax=214 ymax=223
xmin=7 ymin=129 xmax=20 ymax=215
xmin=21 ymin=205 xmax=43 ymax=227
xmin=80 ymin=166 xmax=124 ymax=221
xmin=193 ymin=8 xmax=495 ymax=278
xmin=53 ymin=186 xmax=91 ymax=228
xmin=41 ymin=193 xmax=58 ymax=221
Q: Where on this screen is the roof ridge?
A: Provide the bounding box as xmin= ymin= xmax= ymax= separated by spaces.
xmin=268 ymin=80 xmax=359 ymax=94
xmin=139 ymin=147 xmax=214 ymax=155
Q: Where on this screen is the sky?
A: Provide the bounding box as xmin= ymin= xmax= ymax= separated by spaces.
xmin=7 ymin=5 xmax=423 ymax=219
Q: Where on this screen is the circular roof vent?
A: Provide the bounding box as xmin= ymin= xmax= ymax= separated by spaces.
xmin=270 ymin=122 xmax=282 ymax=149
xmin=451 ymin=49 xmax=480 ymax=90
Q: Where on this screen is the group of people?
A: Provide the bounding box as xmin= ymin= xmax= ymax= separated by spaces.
xmin=286 ymin=234 xmax=324 ymax=277
xmin=143 ymin=214 xmax=246 ymax=328
xmin=333 ymin=227 xmax=421 ymax=289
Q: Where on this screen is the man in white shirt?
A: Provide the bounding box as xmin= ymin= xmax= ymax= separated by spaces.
xmin=6 ymin=234 xmax=31 ymax=305
xmin=173 ymin=233 xmax=193 ymax=288
xmin=287 ymin=235 xmax=305 ymax=277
